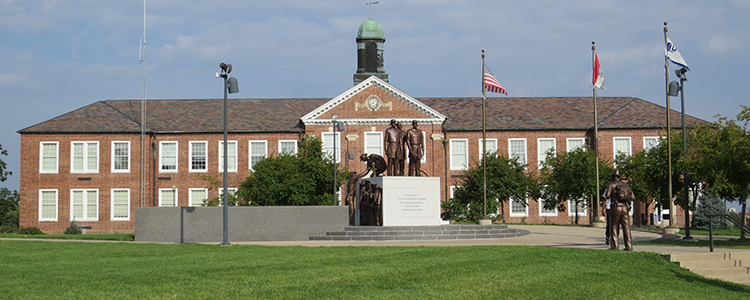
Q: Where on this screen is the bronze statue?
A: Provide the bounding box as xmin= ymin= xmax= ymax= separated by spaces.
xmin=345 ymin=171 xmax=367 ymax=225
xmin=405 ymin=120 xmax=424 ymax=176
xmin=358 ymin=180 xmax=383 ymax=226
xmin=605 ymin=170 xmax=634 ymax=250
xmin=395 ymin=122 xmax=406 ymax=176
xmin=384 ymin=119 xmax=404 ymax=176
xmin=359 ymin=153 xmax=386 ymax=177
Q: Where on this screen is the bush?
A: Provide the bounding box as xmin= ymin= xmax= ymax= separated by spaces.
xmin=18 ymin=226 xmax=44 ymax=235
xmin=64 ymin=220 xmax=83 ymax=234
xmin=0 ymin=224 xmax=18 ymax=233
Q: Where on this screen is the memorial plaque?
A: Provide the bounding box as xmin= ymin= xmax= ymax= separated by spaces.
xmin=357 ymin=177 xmax=441 ymax=226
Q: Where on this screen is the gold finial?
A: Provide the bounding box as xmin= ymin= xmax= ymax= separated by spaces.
xmin=664 ymin=21 xmax=668 ymax=32
xmin=592 ymin=41 xmax=596 ymax=51
xmin=482 ymin=49 xmax=485 ymax=58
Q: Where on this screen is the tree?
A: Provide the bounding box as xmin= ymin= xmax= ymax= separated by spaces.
xmin=0 ymin=188 xmax=19 ymax=231
xmin=539 ymin=148 xmax=613 ymax=224
xmin=442 ymin=153 xmax=538 ymax=223
xmin=236 ymin=135 xmax=347 ymax=206
xmin=692 ymin=193 xmax=727 ymax=230
xmin=0 ymin=143 xmax=11 ymax=182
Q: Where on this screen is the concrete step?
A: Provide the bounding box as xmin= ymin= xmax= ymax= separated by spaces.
xmin=310 ymin=225 xmax=530 ymax=241
xmin=679 ymin=259 xmax=737 ymax=269
xmin=669 ymin=253 xmax=725 ymax=262
xmin=691 ymin=267 xmax=749 ymax=277
xmin=669 ymin=252 xmax=750 ymax=285
xmin=728 ymin=252 xmax=750 ymax=260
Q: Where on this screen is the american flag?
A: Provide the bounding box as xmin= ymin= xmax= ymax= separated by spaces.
xmin=483 ymin=65 xmax=507 ymax=95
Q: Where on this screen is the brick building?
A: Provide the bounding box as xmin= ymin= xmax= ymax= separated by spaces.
xmin=18 ymin=18 xmax=704 ymax=233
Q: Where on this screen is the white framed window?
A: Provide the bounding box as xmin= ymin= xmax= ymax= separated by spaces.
xmin=39 ymin=142 xmax=59 ymax=174
xmin=537 ymin=138 xmax=556 ymax=167
xmin=279 ymin=140 xmax=298 ymax=155
xmin=219 ymin=188 xmax=238 ymax=206
xmin=450 ymin=139 xmax=469 ymax=170
xmin=189 ymin=188 xmax=208 ymax=207
xmin=159 ymin=189 xmax=178 ymax=207
xmin=643 ymin=136 xmax=660 ymax=150
xmin=479 ymin=138 xmax=498 ymax=157
xmin=566 ymin=138 xmax=585 ymax=152
xmin=364 ymin=132 xmax=384 ymax=156
xmin=321 ymin=132 xmax=341 ymax=163
xmin=111 ymin=189 xmax=130 ymax=221
xmin=510 ymin=197 xmax=528 ymax=217
xmin=249 ymin=140 xmax=268 ymax=170
xmin=159 ymin=141 xmax=178 ymax=173
xmin=539 ymin=199 xmax=558 ymax=217
xmin=189 ymin=141 xmax=207 ymax=172
xmin=39 ymin=189 xmax=58 ymax=221
xmin=71 ymin=141 xmax=99 ymax=173
xmin=509 ymin=138 xmax=527 ymax=165
xmin=111 ymin=141 xmax=130 ymax=173
xmin=450 ymin=186 xmax=457 ymax=199
xmin=613 ymin=137 xmax=632 ymax=158
xmin=219 ymin=141 xmax=238 ymax=172
xmin=567 ymin=199 xmax=588 ymax=216
xmin=71 ymin=189 xmax=98 ymax=221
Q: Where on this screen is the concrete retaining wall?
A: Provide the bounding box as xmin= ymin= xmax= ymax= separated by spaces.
xmin=135 ymin=206 xmax=348 ymax=243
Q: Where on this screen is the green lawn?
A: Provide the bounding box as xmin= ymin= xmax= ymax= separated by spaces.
xmin=1 ymin=241 xmax=749 ymax=299
xmin=0 ymin=233 xmax=134 ymax=241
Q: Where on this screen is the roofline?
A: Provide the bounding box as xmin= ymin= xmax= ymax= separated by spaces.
xmin=19 ymin=129 xmax=305 ymax=134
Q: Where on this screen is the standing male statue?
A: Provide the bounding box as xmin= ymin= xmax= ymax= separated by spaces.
xmin=395 ymin=122 xmax=406 ymax=176
xmin=384 ymin=119 xmax=404 ymax=176
xmin=605 ymin=170 xmax=634 ymax=250
xmin=406 ymin=120 xmax=424 ymax=176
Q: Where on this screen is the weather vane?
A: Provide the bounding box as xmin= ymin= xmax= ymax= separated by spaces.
xmin=366 ymin=1 xmax=379 ymax=18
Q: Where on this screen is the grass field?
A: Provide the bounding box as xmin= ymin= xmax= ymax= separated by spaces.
xmin=0 ymin=233 xmax=135 ymax=241
xmin=1 ymin=241 xmax=749 ymax=299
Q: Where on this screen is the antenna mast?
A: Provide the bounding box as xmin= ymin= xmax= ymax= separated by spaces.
xmin=139 ymin=0 xmax=147 ymax=207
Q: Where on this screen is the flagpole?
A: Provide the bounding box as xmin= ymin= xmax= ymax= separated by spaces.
xmin=664 ymin=22 xmax=677 ymax=234
xmin=591 ymin=41 xmax=603 ymax=228
xmin=481 ymin=50 xmax=488 ymax=222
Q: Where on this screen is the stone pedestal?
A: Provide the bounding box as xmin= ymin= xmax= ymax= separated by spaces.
xmin=662 ymin=227 xmax=680 ymax=234
xmin=356 ymin=177 xmax=441 ymax=226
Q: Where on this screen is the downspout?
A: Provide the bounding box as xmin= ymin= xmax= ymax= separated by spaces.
xmin=152 ymin=136 xmax=157 ymax=206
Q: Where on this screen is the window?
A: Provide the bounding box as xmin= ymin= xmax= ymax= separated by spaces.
xmin=111 ymin=189 xmax=130 ymax=221
xmin=249 ymin=140 xmax=268 ymax=170
xmin=566 ymin=138 xmax=585 ymax=152
xmin=510 ymin=197 xmax=528 ymax=217
xmin=40 ymin=142 xmax=59 ymax=173
xmin=189 ymin=141 xmax=207 ymax=172
xmin=567 ymin=199 xmax=588 ymax=216
xmin=71 ymin=189 xmax=98 ymax=221
xmin=112 ymin=141 xmax=130 ymax=173
xmin=219 ymin=188 xmax=238 ymax=206
xmin=71 ymin=141 xmax=99 ymax=173
xmin=219 ymin=141 xmax=238 ymax=172
xmin=39 ymin=189 xmax=58 ymax=221
xmin=321 ymin=133 xmax=341 ymax=163
xmin=509 ymin=139 xmax=527 ymax=165
xmin=160 ymin=141 xmax=178 ymax=172
xmin=539 ymin=199 xmax=558 ymax=217
xmin=537 ymin=138 xmax=556 ymax=167
xmin=159 ymin=189 xmax=178 ymax=207
xmin=450 ymin=139 xmax=468 ymax=170
xmin=189 ymin=188 xmax=208 ymax=207
xmin=364 ymin=132 xmax=384 ymax=156
xmin=613 ymin=137 xmax=632 ymax=158
xmin=479 ymin=138 xmax=498 ymax=157
xmin=643 ymin=137 xmax=660 ymax=150
xmin=279 ymin=140 xmax=298 ymax=155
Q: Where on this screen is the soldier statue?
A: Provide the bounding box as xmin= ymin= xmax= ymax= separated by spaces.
xmin=405 ymin=120 xmax=424 ymax=176
xmin=384 ymin=119 xmax=404 ymax=176
xmin=605 ymin=170 xmax=634 ymax=251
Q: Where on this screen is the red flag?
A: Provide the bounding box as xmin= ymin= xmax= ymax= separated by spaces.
xmin=593 ymin=53 xmax=605 ymax=90
xmin=484 ymin=65 xmax=508 ymax=95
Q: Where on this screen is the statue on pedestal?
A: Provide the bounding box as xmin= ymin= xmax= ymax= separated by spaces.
xmin=384 ymin=119 xmax=404 ymax=176
xmin=406 ymin=120 xmax=424 ymax=176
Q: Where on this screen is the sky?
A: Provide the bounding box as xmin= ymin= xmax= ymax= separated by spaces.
xmin=1 ymin=0 xmax=749 ymax=194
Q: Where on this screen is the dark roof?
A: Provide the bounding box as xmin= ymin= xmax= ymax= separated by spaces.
xmin=418 ymin=97 xmax=708 ymax=130
xmin=18 ymin=97 xmax=708 ymax=133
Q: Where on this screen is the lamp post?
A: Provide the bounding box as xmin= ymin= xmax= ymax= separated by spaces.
xmin=668 ymin=67 xmax=691 ymax=239
xmin=217 ymin=62 xmax=239 ymax=246
xmin=331 ymin=114 xmax=344 ymax=205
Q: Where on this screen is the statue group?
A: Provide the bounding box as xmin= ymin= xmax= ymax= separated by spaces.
xmin=385 ymin=119 xmax=424 ymax=176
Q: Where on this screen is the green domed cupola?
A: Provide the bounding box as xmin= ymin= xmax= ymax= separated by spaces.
xmin=354 ymin=17 xmax=389 ymax=85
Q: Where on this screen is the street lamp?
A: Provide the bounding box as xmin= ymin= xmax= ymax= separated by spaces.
xmin=331 ymin=114 xmax=344 ymax=206
xmin=668 ymin=66 xmax=691 ymax=240
xmin=217 ymin=62 xmax=239 ymax=246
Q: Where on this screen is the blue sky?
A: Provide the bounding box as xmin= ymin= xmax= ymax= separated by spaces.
xmin=1 ymin=0 xmax=749 ymax=195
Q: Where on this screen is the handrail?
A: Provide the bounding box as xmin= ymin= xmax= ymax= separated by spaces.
xmin=707 ymin=214 xmax=750 ymax=252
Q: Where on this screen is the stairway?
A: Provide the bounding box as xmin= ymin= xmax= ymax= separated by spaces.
xmin=669 ymin=252 xmax=750 ymax=285
xmin=310 ymin=224 xmax=530 ymax=241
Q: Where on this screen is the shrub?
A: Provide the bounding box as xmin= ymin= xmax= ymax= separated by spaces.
xmin=0 ymin=224 xmax=18 ymax=233
xmin=18 ymin=226 xmax=44 ymax=235
xmin=693 ymin=193 xmax=728 ymax=229
xmin=64 ymin=220 xmax=83 ymax=234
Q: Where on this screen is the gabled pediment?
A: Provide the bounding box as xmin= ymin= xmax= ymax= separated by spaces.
xmin=301 ymin=76 xmax=446 ymax=126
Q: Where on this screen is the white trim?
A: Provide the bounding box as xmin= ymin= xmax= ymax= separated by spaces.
xmin=509 ymin=197 xmax=528 ymax=217
xmin=159 ymin=141 xmax=179 ymax=173
xmin=111 ymin=189 xmax=130 ymax=221
xmin=613 ymin=137 xmax=632 ymax=158
xmin=538 ymin=198 xmax=558 ymax=217
xmin=189 ymin=141 xmax=208 ymax=173
xmin=70 ymin=189 xmax=99 ymax=221
xmin=537 ymin=138 xmax=556 ymax=167
xmin=567 ymin=199 xmax=588 ymax=217
xmin=321 ymin=133 xmax=341 ymax=163
xmin=189 ymin=188 xmax=208 ymax=207
xmin=159 ymin=188 xmax=178 ymax=207
xmin=38 ymin=189 xmax=58 ymax=221
xmin=39 ymin=141 xmax=59 ymax=174
xmin=479 ymin=138 xmax=498 ymax=158
xmin=566 ymin=138 xmax=585 ymax=152
xmin=278 ymin=140 xmax=298 ymax=155
xmin=219 ymin=188 xmax=238 ymax=206
xmin=218 ymin=140 xmax=238 ymax=173
xmin=508 ymin=138 xmax=528 ymax=165
xmin=449 ymin=139 xmax=469 ymax=170
xmin=70 ymin=141 xmax=99 ymax=174
xmin=364 ymin=131 xmax=384 ymax=156
xmin=248 ymin=140 xmax=268 ymax=171
xmin=111 ymin=141 xmax=130 ymax=173
xmin=643 ymin=136 xmax=660 ymax=150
